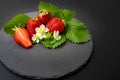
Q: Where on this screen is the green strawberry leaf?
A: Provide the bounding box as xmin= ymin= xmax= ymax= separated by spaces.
xmin=65 ymin=19 xmax=91 ymax=43
xmin=41 ymin=34 xmax=66 ymax=49
xmin=60 ymin=9 xmax=76 ymax=22
xmin=4 ymin=14 xmax=30 ymax=35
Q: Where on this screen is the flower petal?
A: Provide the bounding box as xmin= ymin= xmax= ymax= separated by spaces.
xmin=35 ymin=27 xmax=40 ymax=33
xmin=36 ymin=39 xmax=40 ymax=43
xmin=45 ymin=28 xmax=49 ymax=32
xmin=40 ymin=24 xmax=45 ymax=29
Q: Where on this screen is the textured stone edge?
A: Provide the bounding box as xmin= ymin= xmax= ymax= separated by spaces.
xmin=0 ymin=41 xmax=94 ymax=80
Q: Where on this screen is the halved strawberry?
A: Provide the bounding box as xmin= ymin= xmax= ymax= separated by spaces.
xmin=26 ymin=18 xmax=41 ymax=36
xmin=46 ymin=17 xmax=65 ymax=33
xmin=13 ymin=27 xmax=32 ymax=48
xmin=37 ymin=10 xmax=51 ymax=24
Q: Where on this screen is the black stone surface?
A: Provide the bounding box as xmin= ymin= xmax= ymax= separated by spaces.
xmin=0 ymin=0 xmax=120 ymax=80
xmin=0 ymin=5 xmax=93 ymax=80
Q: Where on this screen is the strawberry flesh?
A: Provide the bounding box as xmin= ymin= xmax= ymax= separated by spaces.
xmin=14 ymin=28 xmax=32 ymax=48
xmin=46 ymin=17 xmax=65 ymax=33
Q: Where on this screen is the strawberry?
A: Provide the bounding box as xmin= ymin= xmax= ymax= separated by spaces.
xmin=37 ymin=10 xmax=51 ymax=24
xmin=46 ymin=17 xmax=65 ymax=33
xmin=26 ymin=18 xmax=41 ymax=36
xmin=13 ymin=26 xmax=32 ymax=48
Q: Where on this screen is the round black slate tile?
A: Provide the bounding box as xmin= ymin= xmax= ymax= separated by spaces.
xmin=0 ymin=12 xmax=93 ymax=80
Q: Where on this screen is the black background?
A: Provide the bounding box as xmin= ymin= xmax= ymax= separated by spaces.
xmin=0 ymin=0 xmax=120 ymax=80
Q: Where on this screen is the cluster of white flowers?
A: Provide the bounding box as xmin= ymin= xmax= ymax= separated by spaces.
xmin=32 ymin=24 xmax=61 ymax=43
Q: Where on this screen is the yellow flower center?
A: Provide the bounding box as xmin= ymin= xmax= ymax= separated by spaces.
xmin=35 ymin=34 xmax=40 ymax=40
xmin=54 ymin=34 xmax=59 ymax=39
xmin=46 ymin=33 xmax=51 ymax=39
xmin=40 ymin=29 xmax=45 ymax=34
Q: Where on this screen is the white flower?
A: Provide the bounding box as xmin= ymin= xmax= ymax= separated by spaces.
xmin=53 ymin=31 xmax=61 ymax=40
xmin=36 ymin=24 xmax=49 ymax=34
xmin=32 ymin=33 xmax=41 ymax=43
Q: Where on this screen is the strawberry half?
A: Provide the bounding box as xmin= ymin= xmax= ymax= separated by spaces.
xmin=37 ymin=10 xmax=51 ymax=24
xmin=13 ymin=27 xmax=32 ymax=48
xmin=26 ymin=18 xmax=41 ymax=36
xmin=46 ymin=17 xmax=65 ymax=33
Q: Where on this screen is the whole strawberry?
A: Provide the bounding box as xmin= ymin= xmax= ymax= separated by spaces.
xmin=37 ymin=10 xmax=51 ymax=24
xmin=46 ymin=17 xmax=65 ymax=33
xmin=13 ymin=26 xmax=32 ymax=48
xmin=26 ymin=18 xmax=41 ymax=36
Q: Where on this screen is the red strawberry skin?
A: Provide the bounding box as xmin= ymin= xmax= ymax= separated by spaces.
xmin=26 ymin=19 xmax=41 ymax=36
xmin=14 ymin=28 xmax=32 ymax=48
xmin=46 ymin=17 xmax=65 ymax=33
xmin=37 ymin=10 xmax=51 ymax=24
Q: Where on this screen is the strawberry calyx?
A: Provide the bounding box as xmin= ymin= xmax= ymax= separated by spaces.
xmin=39 ymin=9 xmax=49 ymax=17
xmin=12 ymin=24 xmax=21 ymax=32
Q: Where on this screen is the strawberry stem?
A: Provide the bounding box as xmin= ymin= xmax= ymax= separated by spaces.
xmin=18 ymin=24 xmax=21 ymax=28
xmin=33 ymin=17 xmax=38 ymax=20
xmin=62 ymin=19 xmax=66 ymax=26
